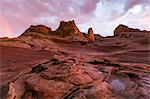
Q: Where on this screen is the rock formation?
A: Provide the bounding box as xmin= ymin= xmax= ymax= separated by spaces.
xmin=19 ymin=20 xmax=89 ymax=42
xmin=52 ymin=20 xmax=87 ymax=41
xmin=114 ymin=24 xmax=150 ymax=38
xmin=94 ymin=34 xmax=103 ymax=41
xmin=87 ymin=28 xmax=95 ymax=43
xmin=53 ymin=20 xmax=82 ymax=37
xmin=21 ymin=25 xmax=52 ymax=36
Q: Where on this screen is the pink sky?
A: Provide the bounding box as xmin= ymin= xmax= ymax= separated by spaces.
xmin=0 ymin=0 xmax=150 ymax=37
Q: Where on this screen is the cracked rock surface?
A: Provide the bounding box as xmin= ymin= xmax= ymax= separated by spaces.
xmin=1 ymin=53 xmax=149 ymax=99
xmin=6 ymin=55 xmax=115 ymax=99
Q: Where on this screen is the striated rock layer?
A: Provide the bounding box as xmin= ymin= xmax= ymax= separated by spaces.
xmin=6 ymin=55 xmax=115 ymax=99
xmin=53 ymin=20 xmax=81 ymax=37
xmin=114 ymin=24 xmax=150 ymax=38
xmin=87 ymin=28 xmax=95 ymax=43
xmin=21 ymin=25 xmax=52 ymax=36
xmin=52 ymin=20 xmax=87 ymax=41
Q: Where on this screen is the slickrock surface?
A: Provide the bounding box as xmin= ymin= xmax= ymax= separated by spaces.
xmin=6 ymin=55 xmax=115 ymax=99
xmin=0 ymin=20 xmax=150 ymax=99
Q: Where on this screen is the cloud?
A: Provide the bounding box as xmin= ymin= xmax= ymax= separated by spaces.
xmin=123 ymin=0 xmax=150 ymax=11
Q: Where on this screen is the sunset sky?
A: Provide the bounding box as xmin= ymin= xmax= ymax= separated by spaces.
xmin=0 ymin=0 xmax=150 ymax=37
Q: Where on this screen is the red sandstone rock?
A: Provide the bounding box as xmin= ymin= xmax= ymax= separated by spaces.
xmin=94 ymin=34 xmax=103 ymax=41
xmin=21 ymin=25 xmax=52 ymax=36
xmin=87 ymin=28 xmax=95 ymax=43
xmin=52 ymin=20 xmax=87 ymax=41
xmin=114 ymin=24 xmax=150 ymax=38
xmin=53 ymin=20 xmax=81 ymax=37
xmin=6 ymin=56 xmax=115 ymax=98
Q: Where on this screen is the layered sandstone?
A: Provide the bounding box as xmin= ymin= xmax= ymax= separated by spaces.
xmin=87 ymin=28 xmax=95 ymax=43
xmin=52 ymin=20 xmax=87 ymax=41
xmin=21 ymin=25 xmax=52 ymax=36
xmin=114 ymin=24 xmax=150 ymax=38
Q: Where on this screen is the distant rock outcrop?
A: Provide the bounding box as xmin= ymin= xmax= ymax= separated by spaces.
xmin=21 ymin=25 xmax=52 ymax=36
xmin=53 ymin=20 xmax=87 ymax=41
xmin=53 ymin=20 xmax=81 ymax=37
xmin=114 ymin=24 xmax=150 ymax=38
xmin=87 ymin=28 xmax=95 ymax=43
xmin=94 ymin=34 xmax=103 ymax=41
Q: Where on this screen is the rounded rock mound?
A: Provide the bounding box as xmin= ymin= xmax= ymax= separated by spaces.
xmin=21 ymin=25 xmax=52 ymax=36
